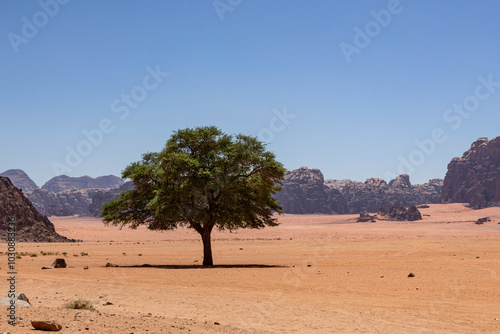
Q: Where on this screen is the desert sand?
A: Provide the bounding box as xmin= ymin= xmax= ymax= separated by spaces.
xmin=1 ymin=203 xmax=500 ymax=333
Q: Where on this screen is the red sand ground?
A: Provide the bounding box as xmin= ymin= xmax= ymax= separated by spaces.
xmin=1 ymin=203 xmax=500 ymax=333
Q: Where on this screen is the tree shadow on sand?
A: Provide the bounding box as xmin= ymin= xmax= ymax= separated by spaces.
xmin=114 ymin=264 xmax=288 ymax=269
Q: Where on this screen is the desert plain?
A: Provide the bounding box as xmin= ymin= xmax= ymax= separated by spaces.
xmin=1 ymin=203 xmax=500 ymax=333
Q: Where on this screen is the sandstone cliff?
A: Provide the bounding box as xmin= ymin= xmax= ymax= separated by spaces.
xmin=340 ymin=175 xmax=443 ymax=213
xmin=440 ymin=136 xmax=500 ymax=209
xmin=274 ymin=167 xmax=345 ymax=214
xmin=276 ymin=167 xmax=442 ymax=214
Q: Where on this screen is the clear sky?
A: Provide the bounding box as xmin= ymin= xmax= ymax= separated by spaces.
xmin=1 ymin=0 xmax=500 ymax=187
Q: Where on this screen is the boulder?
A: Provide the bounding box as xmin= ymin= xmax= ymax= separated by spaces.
xmin=31 ymin=320 xmax=62 ymax=331
xmin=42 ymin=258 xmax=67 ymax=269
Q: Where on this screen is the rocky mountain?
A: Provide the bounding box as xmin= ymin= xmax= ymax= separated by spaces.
xmin=275 ymin=167 xmax=443 ymax=214
xmin=0 ymin=177 xmax=75 ymax=242
xmin=42 ymin=175 xmax=123 ymax=193
xmin=27 ymin=188 xmax=102 ymax=216
xmin=440 ymin=136 xmax=500 ymax=209
xmin=88 ymin=181 xmax=134 ymax=217
xmin=274 ymin=167 xmax=345 ymax=214
xmin=0 ymin=169 xmax=39 ymax=193
xmin=340 ymin=175 xmax=443 ymax=214
xmin=324 ymin=179 xmax=359 ymax=191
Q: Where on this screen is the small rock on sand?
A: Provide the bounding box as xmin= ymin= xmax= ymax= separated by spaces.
xmin=42 ymin=258 xmax=67 ymax=270
xmin=31 ymin=320 xmax=62 ymax=331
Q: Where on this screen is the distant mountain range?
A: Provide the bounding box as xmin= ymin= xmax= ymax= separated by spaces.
xmin=1 ymin=135 xmax=499 ymax=218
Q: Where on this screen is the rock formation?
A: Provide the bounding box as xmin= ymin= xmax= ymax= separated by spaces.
xmin=440 ymin=136 xmax=500 ymax=209
xmin=27 ymin=188 xmax=101 ymax=216
xmin=334 ymin=175 xmax=443 ymax=214
xmin=0 ymin=169 xmax=39 ymax=193
xmin=88 ymin=181 xmax=134 ymax=217
xmin=0 ymin=177 xmax=75 ymax=242
xmin=378 ymin=203 xmax=422 ymax=221
xmin=274 ymin=167 xmax=345 ymax=214
xmin=41 ymin=175 xmax=123 ymax=193
xmin=276 ymin=168 xmax=443 ymax=215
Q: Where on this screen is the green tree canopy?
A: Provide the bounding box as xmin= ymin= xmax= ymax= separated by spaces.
xmin=102 ymin=126 xmax=285 ymax=266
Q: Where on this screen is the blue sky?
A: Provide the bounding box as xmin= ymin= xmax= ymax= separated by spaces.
xmin=1 ymin=0 xmax=500 ymax=186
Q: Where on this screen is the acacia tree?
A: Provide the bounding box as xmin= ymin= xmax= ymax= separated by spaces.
xmin=102 ymin=126 xmax=285 ymax=266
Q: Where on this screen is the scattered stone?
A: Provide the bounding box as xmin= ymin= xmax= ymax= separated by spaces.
xmin=42 ymin=258 xmax=67 ymax=270
xmin=214 ymin=322 xmax=221 ymax=325
xmin=307 ymin=264 xmax=312 ymax=267
xmin=408 ymin=273 xmax=415 ymax=278
xmin=239 ymin=248 xmax=243 ymax=250
xmin=380 ymin=276 xmax=384 ymax=278
xmin=83 ymin=266 xmax=89 ymax=270
xmin=31 ymin=320 xmax=62 ymax=331
xmin=105 ymin=262 xmax=118 ymax=267
xmin=356 ymin=213 xmax=377 ymax=222
xmin=104 ymin=302 xmax=113 ymax=306
xmin=476 ymin=217 xmax=488 ymax=225
xmin=56 ymin=292 xmax=62 ymax=294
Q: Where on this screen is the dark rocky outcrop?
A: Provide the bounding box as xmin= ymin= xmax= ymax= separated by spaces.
xmin=356 ymin=213 xmax=377 ymax=222
xmin=0 ymin=177 xmax=75 ymax=242
xmin=276 ymin=167 xmax=443 ymax=215
xmin=440 ymin=136 xmax=500 ymax=209
xmin=378 ymin=203 xmax=422 ymax=221
xmin=338 ymin=175 xmax=443 ymax=214
xmin=0 ymin=169 xmax=39 ymax=193
xmin=42 ymin=175 xmax=123 ymax=193
xmin=87 ymin=181 xmax=134 ymax=217
xmin=274 ymin=167 xmax=345 ymax=214
xmin=27 ymin=188 xmax=101 ymax=216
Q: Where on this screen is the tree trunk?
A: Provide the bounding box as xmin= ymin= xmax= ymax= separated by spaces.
xmin=201 ymin=227 xmax=213 ymax=266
